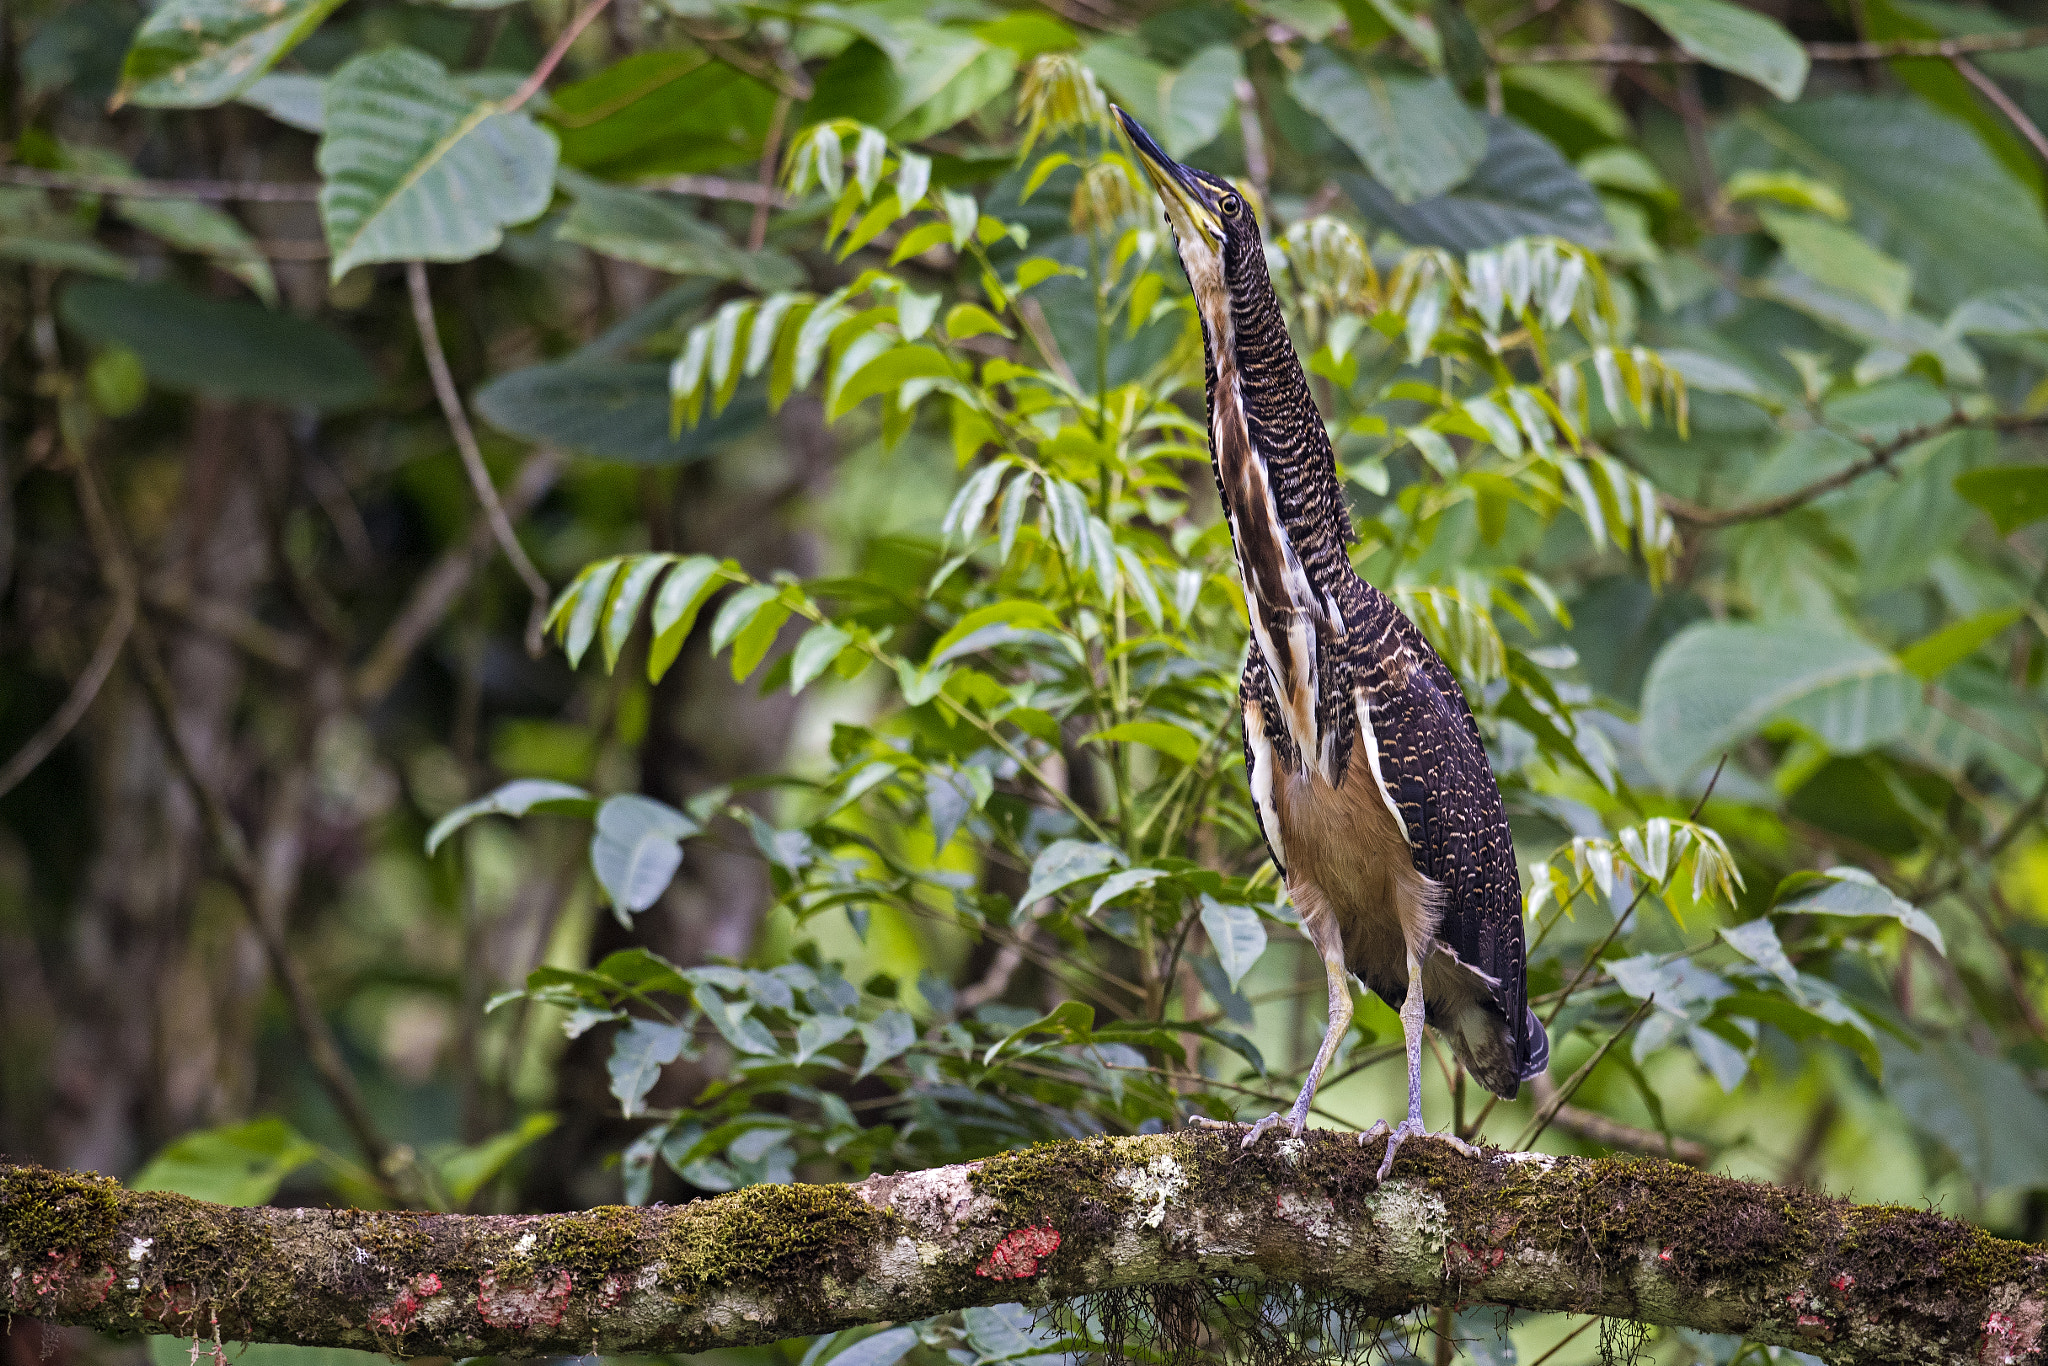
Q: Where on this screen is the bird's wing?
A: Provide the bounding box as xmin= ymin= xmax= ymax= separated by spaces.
xmin=1239 ymin=648 xmax=1289 ymax=879
xmin=1351 ymin=626 xmax=1528 ymax=1039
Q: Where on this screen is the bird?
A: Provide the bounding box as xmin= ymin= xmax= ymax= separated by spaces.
xmin=1115 ymin=107 xmax=1549 ymax=1179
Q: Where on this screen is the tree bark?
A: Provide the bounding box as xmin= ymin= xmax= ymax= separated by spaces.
xmin=5 ymin=1131 xmax=2042 ymax=1365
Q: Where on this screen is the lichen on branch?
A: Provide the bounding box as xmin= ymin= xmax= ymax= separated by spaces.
xmin=4 ymin=1132 xmax=2043 ymax=1365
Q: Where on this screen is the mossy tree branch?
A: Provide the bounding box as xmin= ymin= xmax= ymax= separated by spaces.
xmin=4 ymin=1133 xmax=2043 ymax=1365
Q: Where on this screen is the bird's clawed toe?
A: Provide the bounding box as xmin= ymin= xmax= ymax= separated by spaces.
xmin=1239 ymin=1112 xmax=1286 ymax=1147
xmin=1366 ymin=1119 xmax=1477 ymax=1179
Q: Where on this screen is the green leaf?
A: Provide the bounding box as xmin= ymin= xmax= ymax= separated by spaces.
xmin=790 ymin=622 xmax=852 ymax=693
xmin=985 ymin=999 xmax=1095 ymax=1065
xmin=317 ymin=48 xmax=558 ymax=279
xmin=1898 ymin=606 xmax=2025 ymax=679
xmin=65 ymin=146 xmax=276 ymax=302
xmin=1337 ymin=116 xmax=1608 ymax=250
xmin=856 ymin=1009 xmax=916 ymax=1078
xmin=0 ymin=188 xmax=133 ymax=279
xmin=1200 ymin=896 xmax=1268 ymax=991
xmin=1723 ymin=96 xmax=2048 ymax=312
xmin=608 ymin=1017 xmax=687 ymax=1117
xmin=1956 ymin=465 xmax=2048 ymax=536
xmin=728 ymin=597 xmax=793 ymax=681
xmin=425 ymin=778 xmax=596 ymax=855
xmin=589 ymin=794 xmax=696 ymax=921
xmin=1019 ymin=838 xmax=1125 ymax=906
xmin=823 ymin=1327 xmax=920 ymax=1366
xmin=1723 ymin=169 xmax=1849 ymax=220
xmin=1718 ymin=918 xmax=1800 ymax=995
xmin=1288 ymin=47 xmax=1485 ymax=204
xmin=1639 ymin=622 xmax=1913 ymax=787
xmin=131 ymin=1118 xmax=318 ymax=1205
xmin=1950 ymin=285 xmax=2048 ymax=340
xmin=115 ymin=0 xmax=344 ymax=109
xmin=1084 ymin=720 xmax=1202 ymax=765
xmin=1614 ymin=0 xmax=1806 ymax=99
xmin=925 ymin=599 xmax=1065 ymax=667
xmin=603 ymin=554 xmax=674 ymax=671
xmin=695 ymin=990 xmax=781 ymax=1056
xmin=476 ymin=360 xmax=761 ymax=465
xmin=709 ymin=583 xmax=780 ymax=656
xmin=550 ymin=49 xmax=777 ymax=179
xmin=1161 ymin=44 xmax=1243 ymax=158
xmin=1778 ymin=867 xmax=1945 ymax=954
xmin=58 ymin=278 xmax=379 ymax=410
xmin=1759 ymin=208 xmax=1912 ymax=320
xmin=794 ymin=1014 xmax=858 ymax=1065
xmin=562 ymin=559 xmax=622 ymax=668
xmin=555 ymin=171 xmax=800 ymax=292
xmin=829 ymin=343 xmax=954 ymax=420
xmin=1878 ymin=1035 xmax=2048 ymax=1190
xmin=428 ymin=1113 xmax=558 ymax=1205
xmin=1086 ymin=867 xmax=1164 ymax=917
xmin=647 ymin=555 xmax=727 ymax=680
xmin=240 ymin=72 xmax=326 ymax=132
xmin=945 ymin=302 xmax=1013 ymax=340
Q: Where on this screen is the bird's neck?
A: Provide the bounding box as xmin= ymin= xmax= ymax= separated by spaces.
xmin=1201 ymin=276 xmax=1356 ymax=596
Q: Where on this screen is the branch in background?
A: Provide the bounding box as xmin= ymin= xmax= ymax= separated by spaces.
xmin=61 ymin=447 xmax=409 ymax=1206
xmin=649 ymin=173 xmax=795 ymax=207
xmin=1505 ymin=25 xmax=2048 ymax=63
xmin=750 ymin=93 xmax=794 ymax=252
xmin=1951 ymin=56 xmax=2048 ymax=168
xmin=1544 ymin=1097 xmax=1713 ymax=1166
xmin=144 ymin=581 xmax=311 ymax=672
xmin=504 ymin=0 xmax=616 ymax=114
xmin=405 ymin=262 xmax=553 ymax=655
xmin=1662 ymin=411 xmax=2048 ymax=529
xmin=0 ymin=165 xmax=322 ymax=201
xmin=5 ymin=1136 xmax=2042 ymax=1364
xmin=0 ymin=592 xmax=133 ymax=800
xmin=353 ymin=448 xmax=564 ymax=705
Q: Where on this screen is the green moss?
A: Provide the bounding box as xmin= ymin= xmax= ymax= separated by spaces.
xmin=0 ymin=1164 xmax=123 ymax=1264
xmin=537 ymin=1205 xmax=641 ymax=1272
xmin=971 ymin=1135 xmax=1137 ymax=1230
xmin=662 ymin=1182 xmax=899 ymax=1293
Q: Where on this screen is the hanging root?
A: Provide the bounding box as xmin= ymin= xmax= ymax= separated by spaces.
xmin=1056 ymin=1279 xmax=1406 ymax=1366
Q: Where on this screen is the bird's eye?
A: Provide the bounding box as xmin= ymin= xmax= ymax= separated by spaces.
xmin=1220 ymin=193 xmax=1243 ymax=218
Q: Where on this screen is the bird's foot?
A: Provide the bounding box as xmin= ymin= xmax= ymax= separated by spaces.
xmin=1361 ymin=1117 xmax=1478 ymax=1180
xmin=1188 ymin=1107 xmax=1306 ymax=1148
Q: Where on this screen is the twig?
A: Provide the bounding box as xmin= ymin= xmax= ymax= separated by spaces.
xmin=405 ymin=262 xmax=552 ymax=655
xmin=1543 ymin=1088 xmax=1712 ymax=1164
xmin=1952 ymin=56 xmax=2048 ymax=168
xmin=504 ymin=0 xmax=616 ymax=114
xmin=1016 ymin=295 xmax=1080 ymax=390
xmin=1505 ymin=25 xmax=2048 ymax=64
xmin=353 ymin=449 xmax=563 ymax=704
xmin=0 ymin=593 xmax=133 ymax=799
xmin=1526 ymin=1316 xmax=1600 ymax=1366
xmin=646 ymin=173 xmax=795 ymax=207
xmin=0 ymin=164 xmax=321 ymax=201
xmin=750 ymin=93 xmax=793 ymax=252
xmin=1513 ymin=997 xmax=1657 ymax=1151
xmin=1662 ymin=412 xmax=2048 ymax=529
xmin=145 ymin=581 xmax=310 ymax=671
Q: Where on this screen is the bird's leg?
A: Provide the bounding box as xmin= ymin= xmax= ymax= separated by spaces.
xmin=1363 ymin=948 xmax=1478 ymax=1179
xmin=1193 ymin=912 xmax=1352 ymax=1147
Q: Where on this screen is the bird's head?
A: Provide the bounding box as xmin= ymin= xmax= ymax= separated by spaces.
xmin=1113 ymin=105 xmax=1265 ymax=352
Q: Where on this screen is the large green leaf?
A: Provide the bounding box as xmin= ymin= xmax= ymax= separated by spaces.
xmin=809 ymin=25 xmax=1017 ymax=142
xmin=475 ymin=359 xmax=761 ymax=464
xmin=1956 ymin=465 xmax=2048 ymax=536
xmin=1862 ymin=0 xmax=2044 ymax=208
xmin=1639 ymin=621 xmax=1914 ymax=787
xmin=549 ymin=49 xmax=778 ymax=178
xmin=115 ymin=0 xmax=344 ymax=109
xmin=130 ymin=1118 xmax=318 ymax=1205
xmin=1615 ymin=0 xmax=1807 ymax=100
xmin=0 ymin=187 xmax=132 ymax=278
xmin=1950 ymin=285 xmax=2048 ymax=340
xmin=1720 ymin=96 xmax=2048 ymax=312
xmin=1287 ymin=46 xmax=1484 ymax=204
xmin=555 ymin=171 xmax=801 ymax=291
xmin=58 ymin=278 xmax=380 ymax=410
xmin=1338 ymin=116 xmax=1607 ymax=250
xmin=1160 ymin=44 xmax=1244 ymax=158
xmin=1879 ymin=1035 xmax=2048 ymax=1191
xmin=317 ymin=47 xmax=558 ymax=280
xmin=1758 ymin=208 xmax=1911 ymax=320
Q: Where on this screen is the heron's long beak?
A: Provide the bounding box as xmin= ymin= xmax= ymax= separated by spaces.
xmin=1113 ymin=105 xmax=1222 ymax=247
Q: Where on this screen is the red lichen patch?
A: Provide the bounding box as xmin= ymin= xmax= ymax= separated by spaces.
xmin=478 ymin=1268 xmax=572 ymax=1331
xmin=975 ymin=1226 xmax=1062 ymax=1280
xmin=1981 ymin=1302 xmax=2046 ymax=1366
xmin=1446 ymin=1242 xmax=1507 ymax=1277
xmin=24 ymin=1250 xmax=116 ymax=1310
xmin=371 ymin=1271 xmax=443 ymax=1334
xmin=1831 ymin=1272 xmax=1855 ymax=1292
xmin=597 ymin=1272 xmax=632 ymax=1310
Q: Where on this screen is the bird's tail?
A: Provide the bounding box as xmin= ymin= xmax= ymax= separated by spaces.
xmin=1423 ymin=950 xmax=1547 ymax=1101
xmin=1517 ymin=1005 xmax=1550 ymax=1082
